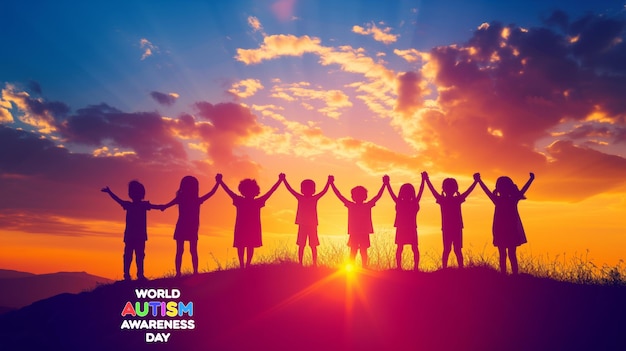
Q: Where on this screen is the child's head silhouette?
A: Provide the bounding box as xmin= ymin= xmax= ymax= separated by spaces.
xmin=128 ymin=180 xmax=145 ymax=202
xmin=494 ymin=176 xmax=524 ymax=198
xmin=442 ymin=178 xmax=460 ymax=197
xmin=179 ymin=176 xmax=199 ymax=199
xmin=398 ymin=183 xmax=416 ymax=201
xmin=301 ymin=179 xmax=316 ymax=196
xmin=351 ymin=186 xmax=368 ymax=203
xmin=239 ymin=179 xmax=260 ymax=198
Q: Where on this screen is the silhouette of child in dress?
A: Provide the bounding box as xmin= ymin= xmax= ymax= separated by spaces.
xmin=282 ymin=174 xmax=331 ymax=267
xmin=330 ymin=176 xmax=385 ymax=269
xmin=102 ymin=181 xmax=162 ymax=281
xmin=475 ymin=172 xmax=535 ymax=274
xmin=384 ymin=175 xmax=424 ymax=271
xmin=217 ymin=173 xmax=283 ymax=268
xmin=162 ymin=176 xmax=219 ymax=277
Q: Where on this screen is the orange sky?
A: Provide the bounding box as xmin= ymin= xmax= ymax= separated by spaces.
xmin=1 ymin=172 xmax=625 ymax=280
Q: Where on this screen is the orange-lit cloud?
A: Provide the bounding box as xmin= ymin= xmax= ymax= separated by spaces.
xmin=394 ymin=48 xmax=429 ymax=63
xmin=352 ymin=22 xmax=399 ymax=44
xmin=247 ymin=16 xmax=264 ymax=33
xmin=235 ymin=34 xmax=396 ymax=84
xmin=270 ymin=82 xmax=352 ymax=119
xmin=236 ymin=35 xmax=323 ymax=64
xmin=228 ymin=78 xmax=265 ymax=99
xmin=139 ymin=38 xmax=158 ymax=60
xmin=0 ymin=98 xmax=12 ymax=123
xmin=403 ymin=15 xmax=626 ymax=200
xmin=1 ymin=83 xmax=68 ymax=134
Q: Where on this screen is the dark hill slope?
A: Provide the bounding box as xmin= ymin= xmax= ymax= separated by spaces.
xmin=0 ymin=265 xmax=624 ymax=351
xmin=0 ymin=270 xmax=113 ymax=314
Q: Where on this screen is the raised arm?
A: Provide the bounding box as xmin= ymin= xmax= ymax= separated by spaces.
xmin=258 ymin=174 xmax=284 ymax=202
xmin=383 ymin=175 xmax=398 ymax=202
xmin=368 ymin=181 xmax=386 ymax=205
xmin=199 ymin=181 xmax=220 ymax=203
xmin=460 ymin=177 xmax=478 ymax=199
xmin=519 ymin=172 xmax=535 ymax=197
xmin=329 ymin=176 xmax=350 ymax=205
xmin=416 ymin=177 xmax=425 ymax=202
xmin=422 ymin=172 xmax=442 ymax=200
xmin=474 ymin=173 xmax=496 ymax=202
xmin=216 ymin=174 xmax=238 ymax=199
xmin=101 ymin=186 xmax=125 ymax=207
xmin=313 ymin=176 xmax=332 ymax=200
xmin=281 ymin=174 xmax=301 ymax=198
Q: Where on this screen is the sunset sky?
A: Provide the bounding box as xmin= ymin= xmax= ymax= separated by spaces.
xmin=1 ymin=0 xmax=625 ymax=279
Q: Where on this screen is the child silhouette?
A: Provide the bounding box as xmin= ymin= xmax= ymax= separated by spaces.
xmin=475 ymin=172 xmax=535 ymax=274
xmin=384 ymin=175 xmax=424 ymax=271
xmin=162 ymin=176 xmax=219 ymax=277
xmin=282 ymin=174 xmax=331 ymax=267
xmin=217 ymin=173 xmax=283 ymax=268
xmin=423 ymin=172 xmax=477 ymax=269
xmin=330 ymin=176 xmax=385 ymax=269
xmin=101 ymin=181 xmax=162 ymax=281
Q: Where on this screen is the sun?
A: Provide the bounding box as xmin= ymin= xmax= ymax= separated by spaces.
xmin=342 ymin=262 xmax=356 ymax=275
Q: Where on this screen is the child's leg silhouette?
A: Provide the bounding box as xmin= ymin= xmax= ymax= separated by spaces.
xmin=498 ymin=247 xmax=507 ymax=274
xmin=190 ymin=240 xmax=198 ymax=274
xmin=361 ymin=248 xmax=368 ymax=268
xmin=237 ymin=247 xmax=245 ymax=269
xmin=412 ymin=244 xmax=419 ymax=271
xmin=136 ymin=242 xmax=146 ymax=280
xmin=311 ymin=246 xmax=318 ymax=267
xmin=395 ymin=246 xmax=403 ymax=270
xmin=298 ymin=245 xmax=305 ymax=265
xmin=123 ymin=244 xmax=133 ymax=280
xmin=246 ymin=247 xmax=254 ymax=268
xmin=175 ymin=240 xmax=185 ymax=277
xmin=508 ymin=246 xmax=518 ymax=274
xmin=453 ymin=244 xmax=463 ymax=268
xmin=442 ymin=241 xmax=452 ymax=269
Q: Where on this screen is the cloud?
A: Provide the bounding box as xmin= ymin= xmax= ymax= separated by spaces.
xmin=228 ymin=79 xmax=264 ymax=99
xmin=0 ymin=125 xmax=182 ymax=221
xmin=180 ymin=102 xmax=265 ymax=177
xmin=394 ymin=48 xmax=429 ymax=63
xmin=140 ymin=38 xmax=158 ymax=60
xmin=247 ymin=16 xmax=264 ymax=33
xmin=150 ymin=91 xmax=180 ymax=106
xmin=0 ymin=98 xmax=12 ymax=123
xmin=57 ymin=104 xmax=187 ymax=162
xmin=539 ymin=140 xmax=626 ymax=201
xmin=235 ymin=35 xmax=323 ymax=64
xmin=352 ymin=22 xmax=399 ymax=44
xmin=247 ymin=104 xmax=420 ymax=176
xmin=0 ymin=97 xmax=273 ymax=234
xmin=270 ymin=82 xmax=352 ymax=119
xmin=405 ymin=12 xmax=626 ymax=200
xmin=1 ymin=83 xmax=69 ymax=133
xmin=235 ymin=34 xmax=398 ymax=124
xmin=395 ymin=71 xmax=424 ymax=118
xmin=233 ymin=12 xmax=626 ymax=201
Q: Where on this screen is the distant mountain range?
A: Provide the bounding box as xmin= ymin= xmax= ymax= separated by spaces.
xmin=0 ymin=265 xmax=625 ymax=350
xmin=0 ymin=269 xmax=113 ymax=313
